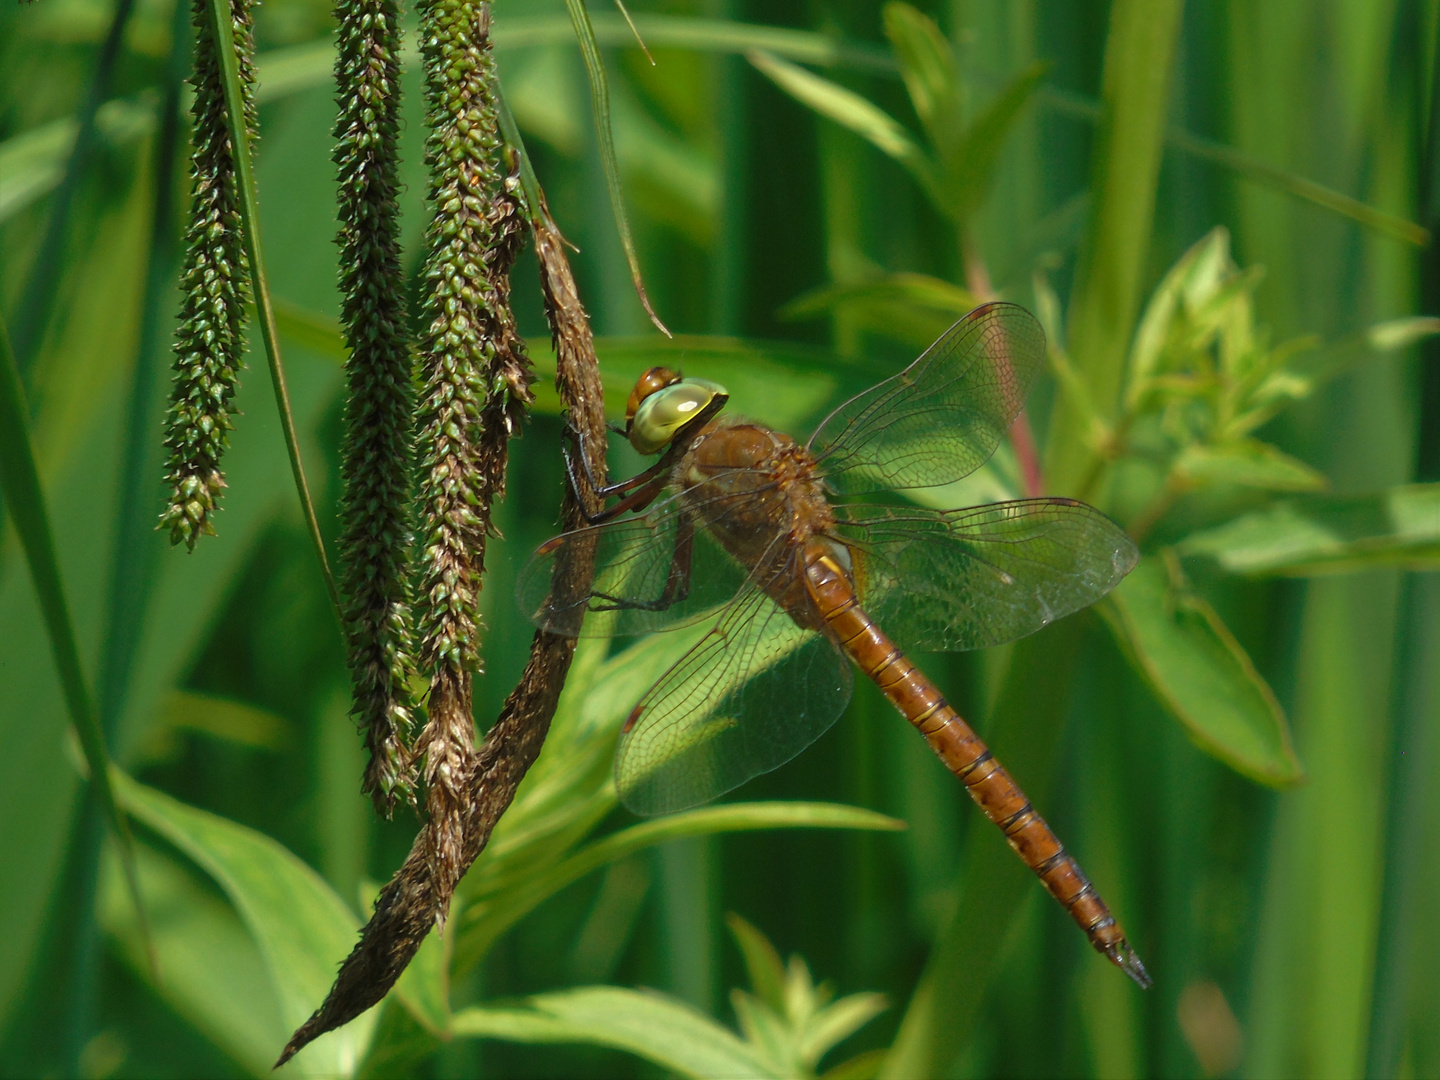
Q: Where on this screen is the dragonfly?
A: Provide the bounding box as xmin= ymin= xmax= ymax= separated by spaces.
xmin=518 ymin=302 xmax=1150 ymax=987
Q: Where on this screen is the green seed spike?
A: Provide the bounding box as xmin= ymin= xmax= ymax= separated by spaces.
xmin=333 ymin=0 xmax=419 ymax=816
xmin=158 ymin=0 xmax=258 ymax=550
xmin=411 ymin=0 xmax=533 ymax=902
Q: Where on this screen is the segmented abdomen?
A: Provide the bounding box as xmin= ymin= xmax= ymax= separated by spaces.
xmin=802 ymin=540 xmax=1150 ymax=987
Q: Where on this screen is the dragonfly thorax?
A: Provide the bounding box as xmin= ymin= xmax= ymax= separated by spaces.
xmin=626 ymin=368 xmax=730 ymax=455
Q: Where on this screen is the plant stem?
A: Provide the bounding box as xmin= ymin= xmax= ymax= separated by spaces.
xmin=1045 ymin=0 xmax=1185 ymax=497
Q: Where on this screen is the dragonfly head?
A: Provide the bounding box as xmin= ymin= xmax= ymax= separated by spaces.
xmin=625 ymin=367 xmax=729 ymax=455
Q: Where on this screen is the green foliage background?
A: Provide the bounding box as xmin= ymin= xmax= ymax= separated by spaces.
xmin=1 ymin=1 xmax=1438 ymax=1077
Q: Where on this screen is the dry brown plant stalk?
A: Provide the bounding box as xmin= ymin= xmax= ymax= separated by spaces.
xmin=276 ymin=208 xmax=606 ymax=1068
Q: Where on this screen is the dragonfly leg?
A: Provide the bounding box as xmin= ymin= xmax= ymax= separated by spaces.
xmin=589 ymin=511 xmax=696 ymax=614
xmin=562 ymin=438 xmax=667 ymax=524
xmin=585 ymin=471 xmax=670 ymax=525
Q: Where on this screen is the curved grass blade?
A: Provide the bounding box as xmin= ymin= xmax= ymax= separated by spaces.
xmin=0 ymin=310 xmax=154 ymax=975
xmin=565 ymin=0 xmax=670 ymax=335
xmin=612 ymin=1 xmax=655 ymax=65
xmin=500 ymin=13 xmax=895 ymax=73
xmin=747 ymin=49 xmax=941 ymax=204
xmin=1033 ymin=83 xmax=1430 ymax=247
xmin=204 ymin=0 xmax=342 ymax=628
xmin=454 ymin=802 xmax=902 ymax=972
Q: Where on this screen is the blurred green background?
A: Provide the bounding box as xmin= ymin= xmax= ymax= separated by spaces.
xmin=2 ymin=0 xmax=1438 ymax=1077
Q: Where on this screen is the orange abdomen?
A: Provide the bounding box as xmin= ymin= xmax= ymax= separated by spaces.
xmin=802 ymin=539 xmax=1150 ymax=987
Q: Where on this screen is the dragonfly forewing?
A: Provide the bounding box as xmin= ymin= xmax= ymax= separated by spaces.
xmin=835 ymin=498 xmax=1139 ymax=654
xmin=808 ymin=302 xmax=1045 ymax=496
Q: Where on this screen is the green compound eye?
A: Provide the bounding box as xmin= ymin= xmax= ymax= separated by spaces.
xmin=628 ymin=378 xmax=728 ymax=455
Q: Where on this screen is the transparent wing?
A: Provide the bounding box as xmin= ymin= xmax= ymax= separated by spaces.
xmin=808 ymin=302 xmax=1044 ymax=495
xmin=835 ymin=498 xmax=1138 ymax=653
xmin=517 ymin=478 xmax=768 ymax=638
xmin=616 ymin=572 xmax=853 ymax=816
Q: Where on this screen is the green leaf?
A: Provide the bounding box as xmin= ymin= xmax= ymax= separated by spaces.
xmin=730 ymin=991 xmax=794 ymax=1074
xmin=1100 ymin=555 xmax=1303 ymax=787
xmin=133 ymin=691 xmax=292 ymax=764
xmin=1177 ymin=484 xmax=1440 ymax=576
xmin=821 ymin=1048 xmax=888 ymax=1080
xmin=799 ymin=993 xmax=889 ymax=1069
xmin=565 ymin=0 xmax=668 ymax=334
xmin=452 ymin=986 xmax=778 ymax=1079
xmin=726 ymin=913 xmax=788 ymax=1013
xmin=747 ymin=49 xmax=941 ymax=203
xmin=946 ymin=61 xmax=1047 ymax=222
xmin=112 ymin=771 xmax=376 ymax=1074
xmin=1173 ymin=440 xmax=1328 ymax=493
xmin=100 ymin=842 xmax=286 ymax=1078
xmin=881 ymin=3 xmax=963 ymax=160
xmin=456 ymin=800 xmax=903 ymax=974
xmin=0 ymin=309 xmax=151 ymax=971
xmin=1125 ymin=227 xmax=1232 ymax=406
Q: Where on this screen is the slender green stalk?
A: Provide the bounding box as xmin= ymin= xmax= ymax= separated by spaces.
xmin=203 ymin=0 xmax=343 ymax=623
xmin=0 ymin=309 xmax=153 ymax=975
xmin=332 ymin=0 xmax=418 ymax=815
xmin=1045 ymin=0 xmax=1185 ymax=496
xmin=563 ymin=0 xmax=669 ymax=335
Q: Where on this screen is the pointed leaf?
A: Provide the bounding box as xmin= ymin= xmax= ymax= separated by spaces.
xmin=730 ymin=991 xmax=795 ymax=1074
xmin=452 ymin=986 xmax=779 ymax=1078
xmin=1177 ymin=484 xmax=1440 ymax=576
xmin=798 ymin=993 xmax=889 ymax=1069
xmin=1173 ymin=440 xmax=1328 ymax=493
xmin=1126 ymin=228 xmax=1232 ymax=404
xmin=747 ymin=49 xmax=941 ymax=201
xmin=946 ymin=62 xmax=1047 ymax=222
xmin=112 ymin=772 xmax=376 ymax=1074
xmin=821 ymin=1048 xmax=888 ymax=1080
xmin=881 ymin=3 xmax=962 ymax=157
xmin=1287 ymin=316 xmax=1440 ymax=389
xmin=726 ymin=913 xmax=788 ymax=1013
xmin=1100 ymin=555 xmax=1303 ymax=787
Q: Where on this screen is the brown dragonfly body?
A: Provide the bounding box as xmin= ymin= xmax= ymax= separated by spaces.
xmin=522 ymin=303 xmax=1150 ymax=987
xmin=803 ymin=541 xmax=1138 ymax=975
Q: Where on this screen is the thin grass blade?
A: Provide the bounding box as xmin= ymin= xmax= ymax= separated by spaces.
xmin=565 ymin=0 xmax=669 ymax=335
xmin=747 ymin=49 xmax=941 ymax=204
